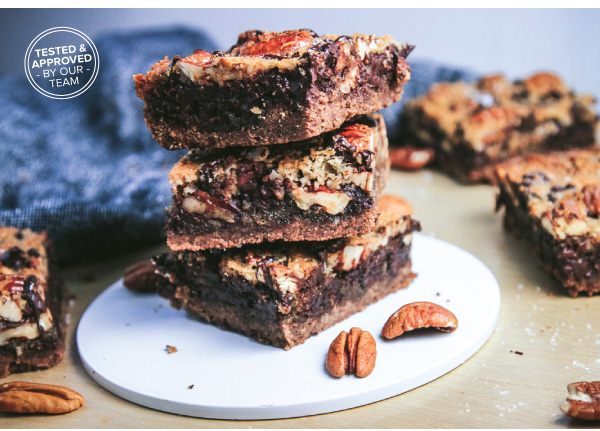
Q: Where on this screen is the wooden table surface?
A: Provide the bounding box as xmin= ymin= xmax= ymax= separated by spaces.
xmin=2 ymin=169 xmax=599 ymax=429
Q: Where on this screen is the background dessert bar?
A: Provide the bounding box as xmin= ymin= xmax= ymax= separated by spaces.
xmin=397 ymin=72 xmax=599 ymax=183
xmin=0 ymin=228 xmax=66 ymax=377
xmin=496 ymin=149 xmax=600 ymax=297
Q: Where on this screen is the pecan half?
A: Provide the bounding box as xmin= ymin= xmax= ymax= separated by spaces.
xmin=382 ymin=302 xmax=458 ymax=339
xmin=325 ymin=327 xmax=376 ymax=378
xmin=339 ymin=124 xmax=372 ymax=152
xmin=389 ymin=147 xmax=435 ymax=170
xmin=123 ymin=260 xmax=157 ymax=292
xmin=561 ymin=381 xmax=600 ymax=421
xmin=0 ymin=381 xmax=84 ymax=414
xmin=236 ymin=30 xmax=313 ymax=57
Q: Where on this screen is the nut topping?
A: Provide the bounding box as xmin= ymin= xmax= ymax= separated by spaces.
xmin=382 ymin=302 xmax=458 ymax=339
xmin=0 ymin=381 xmax=84 ymax=414
xmin=389 ymin=147 xmax=435 ymax=170
xmin=235 ymin=30 xmax=314 ymax=58
xmin=123 ymin=260 xmax=157 ymax=292
xmin=561 ymin=381 xmax=600 ymax=421
xmin=557 ymin=198 xmax=586 ymax=221
xmin=326 ymin=327 xmax=376 ymax=378
xmin=524 ymin=71 xmax=567 ymax=96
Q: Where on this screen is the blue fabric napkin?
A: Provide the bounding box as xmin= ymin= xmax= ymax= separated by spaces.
xmin=0 ymin=28 xmax=476 ymax=262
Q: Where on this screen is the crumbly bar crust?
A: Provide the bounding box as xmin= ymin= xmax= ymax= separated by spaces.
xmin=0 ymin=228 xmax=66 ymax=377
xmin=496 ymin=150 xmax=600 ymax=296
xmin=399 ymin=72 xmax=599 ymax=183
xmin=154 ymin=195 xmax=421 ymax=349
xmin=167 ymin=115 xmax=389 ymax=250
xmin=134 ymin=29 xmax=413 ymax=150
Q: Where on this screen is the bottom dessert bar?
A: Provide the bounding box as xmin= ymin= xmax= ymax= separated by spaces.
xmin=496 ymin=150 xmax=600 ymax=297
xmin=154 ymin=195 xmax=421 ymax=349
xmin=0 ymin=228 xmax=66 ymax=377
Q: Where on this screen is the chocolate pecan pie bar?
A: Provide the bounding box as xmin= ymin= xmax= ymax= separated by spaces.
xmin=167 ymin=115 xmax=389 ymax=251
xmin=134 ymin=29 xmax=413 ymax=150
xmin=496 ymin=150 xmax=600 ymax=296
xmin=155 ymin=195 xmax=421 ymax=349
xmin=0 ymin=228 xmax=66 ymax=377
xmin=398 ymin=72 xmax=599 ymax=183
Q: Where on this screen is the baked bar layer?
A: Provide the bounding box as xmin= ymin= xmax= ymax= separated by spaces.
xmin=155 ymin=195 xmax=421 ymax=349
xmin=167 ymin=115 xmax=389 ymax=250
xmin=398 ymin=72 xmax=599 ymax=183
xmin=0 ymin=228 xmax=66 ymax=377
xmin=134 ymin=29 xmax=412 ymax=150
xmin=496 ymin=150 xmax=600 ymax=297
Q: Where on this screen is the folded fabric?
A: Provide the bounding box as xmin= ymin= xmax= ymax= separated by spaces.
xmin=0 ymin=27 xmax=476 ymax=262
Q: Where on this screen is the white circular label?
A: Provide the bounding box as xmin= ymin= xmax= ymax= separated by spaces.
xmin=24 ymin=27 xmax=100 ymax=100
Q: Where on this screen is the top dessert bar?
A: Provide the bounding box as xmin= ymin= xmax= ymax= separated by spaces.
xmin=134 ymin=29 xmax=413 ymax=150
xmin=495 ymin=149 xmax=600 ymax=297
xmin=398 ymin=72 xmax=599 ymax=183
xmin=0 ymin=227 xmax=65 ymax=377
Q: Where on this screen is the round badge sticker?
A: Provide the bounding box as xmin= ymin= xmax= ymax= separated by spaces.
xmin=24 ymin=27 xmax=99 ymax=100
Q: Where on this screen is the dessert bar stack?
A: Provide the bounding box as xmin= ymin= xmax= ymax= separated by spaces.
xmin=397 ymin=72 xmax=599 ymax=183
xmin=135 ymin=29 xmax=420 ymax=349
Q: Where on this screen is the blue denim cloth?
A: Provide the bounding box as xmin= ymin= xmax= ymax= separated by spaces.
xmin=0 ymin=28 xmax=475 ymax=262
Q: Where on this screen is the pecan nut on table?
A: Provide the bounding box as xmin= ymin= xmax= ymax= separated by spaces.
xmin=382 ymin=302 xmax=458 ymax=339
xmin=561 ymin=381 xmax=600 ymax=421
xmin=326 ymin=327 xmax=377 ymax=378
xmin=0 ymin=381 xmax=84 ymax=414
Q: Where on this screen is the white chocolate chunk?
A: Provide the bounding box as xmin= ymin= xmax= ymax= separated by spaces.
xmin=0 ymin=297 xmax=23 ymax=322
xmin=290 ymin=189 xmax=351 ymax=215
xmin=0 ymin=323 xmax=39 ymax=345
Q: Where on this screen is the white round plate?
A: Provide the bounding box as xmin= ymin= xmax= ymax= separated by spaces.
xmin=77 ymin=233 xmax=500 ymax=420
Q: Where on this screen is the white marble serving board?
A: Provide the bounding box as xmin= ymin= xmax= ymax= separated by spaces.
xmin=77 ymin=233 xmax=500 ymax=420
